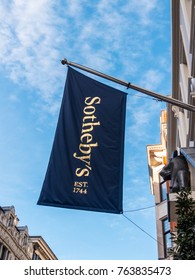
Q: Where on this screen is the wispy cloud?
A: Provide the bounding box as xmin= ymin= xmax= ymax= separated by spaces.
xmin=0 ymin=0 xmax=170 ymax=117
xmin=0 ymin=0 xmax=170 ymax=260
xmin=0 ymin=0 xmax=66 ymax=113
xmin=125 ymin=100 xmax=162 ymax=149
xmin=141 ymin=69 xmax=165 ymax=91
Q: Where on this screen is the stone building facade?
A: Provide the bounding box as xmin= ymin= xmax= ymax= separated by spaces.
xmin=147 ymin=0 xmax=195 ymax=259
xmin=0 ymin=206 xmax=57 ymax=260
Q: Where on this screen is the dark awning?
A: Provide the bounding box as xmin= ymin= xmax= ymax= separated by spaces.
xmin=180 ymin=147 xmax=195 ymax=168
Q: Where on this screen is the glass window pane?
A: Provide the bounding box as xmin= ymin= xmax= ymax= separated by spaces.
xmin=163 ymin=218 xmax=169 ymax=232
xmin=165 ymin=232 xmax=172 ymax=249
xmin=160 ymin=181 xmax=167 ymax=201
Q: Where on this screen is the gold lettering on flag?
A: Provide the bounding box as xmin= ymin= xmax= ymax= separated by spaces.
xmin=73 ymin=96 xmax=101 ymax=194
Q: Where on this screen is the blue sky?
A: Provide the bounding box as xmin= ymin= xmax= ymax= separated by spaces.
xmin=0 ymin=0 xmax=171 ymax=259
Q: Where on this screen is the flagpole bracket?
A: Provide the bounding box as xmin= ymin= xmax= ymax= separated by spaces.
xmin=126 ymin=82 xmax=131 ymax=89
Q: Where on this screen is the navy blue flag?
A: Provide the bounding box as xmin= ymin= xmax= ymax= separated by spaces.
xmin=37 ymin=67 xmax=127 ymax=214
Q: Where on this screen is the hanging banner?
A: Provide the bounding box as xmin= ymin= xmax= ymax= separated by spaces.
xmin=37 ymin=67 xmax=127 ymax=214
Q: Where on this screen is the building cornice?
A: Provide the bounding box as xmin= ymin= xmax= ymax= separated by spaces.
xmin=0 ymin=211 xmax=32 ymax=259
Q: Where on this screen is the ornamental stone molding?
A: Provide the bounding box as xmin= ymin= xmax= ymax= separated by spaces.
xmin=172 ymin=105 xmax=180 ymax=118
xmin=0 ymin=206 xmax=33 ymax=259
xmin=0 ymin=206 xmax=57 ymax=260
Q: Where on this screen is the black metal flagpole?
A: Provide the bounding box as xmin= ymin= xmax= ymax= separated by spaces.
xmin=61 ymin=58 xmax=195 ymax=113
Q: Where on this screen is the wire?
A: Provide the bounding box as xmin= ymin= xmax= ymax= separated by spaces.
xmin=122 ymin=213 xmax=163 ymax=247
xmin=126 ymin=89 xmax=162 ymax=102
xmin=123 ymin=205 xmax=155 ymax=213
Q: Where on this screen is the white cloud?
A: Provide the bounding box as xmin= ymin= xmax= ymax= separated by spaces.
xmin=9 ymin=94 xmax=19 ymax=102
xmin=141 ymin=69 xmax=164 ymax=91
xmin=63 ymin=0 xmax=82 ymax=17
xmin=125 ymin=99 xmax=162 ymax=146
xmin=122 ymin=0 xmax=158 ymax=25
xmin=0 ymin=0 xmax=66 ymax=113
xmin=0 ymin=0 xmax=170 ymax=116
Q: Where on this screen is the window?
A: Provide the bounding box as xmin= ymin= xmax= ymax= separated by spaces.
xmin=0 ymin=243 xmax=10 ymax=260
xmin=160 ymin=181 xmax=167 ymax=201
xmin=32 ymin=245 xmax=41 ymax=260
xmin=160 ymin=176 xmax=167 ymax=202
xmin=32 ymin=252 xmax=41 ymax=260
xmin=8 ymin=216 xmax=14 ymax=227
xmin=162 ymin=218 xmax=172 ymax=258
xmin=23 ymin=235 xmax=28 ymax=246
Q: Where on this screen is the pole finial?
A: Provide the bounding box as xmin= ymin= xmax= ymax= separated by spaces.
xmin=61 ymin=58 xmax=68 ymax=65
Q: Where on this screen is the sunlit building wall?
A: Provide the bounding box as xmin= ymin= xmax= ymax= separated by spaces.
xmin=146 ymin=111 xmax=169 ymax=259
xmin=0 ymin=206 xmax=57 ymax=260
xmin=147 ymin=0 xmax=195 ymax=260
xmin=168 ymin=0 xmax=195 ymax=179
